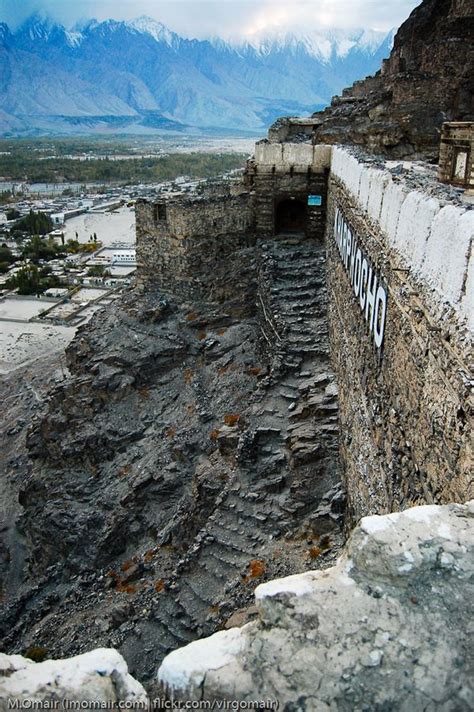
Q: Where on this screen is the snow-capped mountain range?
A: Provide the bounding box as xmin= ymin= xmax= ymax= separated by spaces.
xmin=0 ymin=13 xmax=395 ymax=136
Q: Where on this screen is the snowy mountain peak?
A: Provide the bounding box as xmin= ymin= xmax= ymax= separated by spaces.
xmin=126 ymin=16 xmax=177 ymax=46
xmin=18 ymin=12 xmax=60 ymax=41
xmin=353 ymin=28 xmax=395 ymax=53
xmin=0 ymin=14 xmax=395 ymax=134
xmin=233 ymin=27 xmax=391 ymax=63
xmin=65 ymin=30 xmax=84 ymax=48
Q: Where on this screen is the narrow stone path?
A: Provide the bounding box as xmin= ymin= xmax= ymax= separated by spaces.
xmin=126 ymin=238 xmax=342 ymax=680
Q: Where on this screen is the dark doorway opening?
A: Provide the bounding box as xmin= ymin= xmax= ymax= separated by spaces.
xmin=275 ymin=198 xmax=306 ymax=235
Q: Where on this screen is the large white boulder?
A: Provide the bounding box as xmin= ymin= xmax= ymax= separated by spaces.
xmin=0 ymin=648 xmax=147 ymax=710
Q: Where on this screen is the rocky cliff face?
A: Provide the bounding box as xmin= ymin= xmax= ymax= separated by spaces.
xmin=0 ymin=237 xmax=343 ymax=689
xmin=158 ymin=501 xmax=474 ymax=710
xmin=311 ymin=0 xmax=474 ymax=159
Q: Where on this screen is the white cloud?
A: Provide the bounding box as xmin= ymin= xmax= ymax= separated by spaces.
xmin=1 ymin=0 xmax=421 ymax=38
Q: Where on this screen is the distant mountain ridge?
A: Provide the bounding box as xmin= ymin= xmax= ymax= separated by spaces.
xmin=0 ymin=13 xmax=395 ymax=136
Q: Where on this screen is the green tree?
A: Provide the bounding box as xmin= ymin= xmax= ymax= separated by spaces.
xmin=6 ymin=207 xmax=20 ymax=220
xmin=0 ymin=190 xmax=12 ymax=206
xmin=6 ymin=264 xmax=61 ymax=295
xmin=14 ymin=210 xmax=53 ymax=235
xmin=6 ymin=264 xmax=41 ymax=295
xmin=66 ymin=239 xmax=80 ymax=254
xmin=87 ymin=265 xmax=111 ymax=277
xmin=22 ymin=235 xmax=60 ymax=262
xmin=0 ymin=244 xmax=16 ymax=272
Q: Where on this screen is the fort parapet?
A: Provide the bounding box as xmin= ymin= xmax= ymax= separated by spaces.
xmin=327 ymin=146 xmax=473 ymax=520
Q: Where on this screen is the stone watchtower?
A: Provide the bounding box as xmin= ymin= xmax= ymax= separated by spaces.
xmin=135 ymin=180 xmax=255 ymax=301
xmin=438 ymin=122 xmax=474 ymax=189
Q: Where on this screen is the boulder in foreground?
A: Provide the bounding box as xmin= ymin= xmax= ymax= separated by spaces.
xmin=158 ymin=501 xmax=474 ymax=710
xmin=0 ymin=648 xmax=147 ymax=710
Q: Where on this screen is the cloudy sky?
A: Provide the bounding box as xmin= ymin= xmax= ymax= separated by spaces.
xmin=1 ymin=0 xmax=420 ymax=39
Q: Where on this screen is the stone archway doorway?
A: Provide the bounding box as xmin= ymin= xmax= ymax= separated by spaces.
xmin=275 ymin=198 xmax=306 ymax=235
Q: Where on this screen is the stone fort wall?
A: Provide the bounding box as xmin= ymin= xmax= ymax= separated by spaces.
xmin=326 ymin=147 xmax=473 ymax=523
xmin=249 ymin=142 xmax=331 ymax=240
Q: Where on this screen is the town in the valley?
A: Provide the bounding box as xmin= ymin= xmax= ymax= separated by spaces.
xmin=0 ymin=164 xmax=244 ymax=373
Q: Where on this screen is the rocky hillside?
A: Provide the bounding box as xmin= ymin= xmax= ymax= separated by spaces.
xmin=0 ymin=237 xmax=344 ymax=689
xmin=310 ymin=0 xmax=474 ymax=159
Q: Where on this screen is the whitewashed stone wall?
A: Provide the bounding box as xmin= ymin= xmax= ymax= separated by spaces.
xmin=254 ymin=142 xmax=332 ymax=172
xmin=331 ymin=147 xmax=474 ymax=331
xmin=326 ymin=147 xmax=472 ymax=521
xmin=0 ymin=649 xmax=147 ymax=709
xmin=157 ymin=501 xmax=474 ymax=710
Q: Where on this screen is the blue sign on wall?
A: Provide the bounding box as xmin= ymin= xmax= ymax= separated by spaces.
xmin=308 ymin=195 xmax=322 ymax=206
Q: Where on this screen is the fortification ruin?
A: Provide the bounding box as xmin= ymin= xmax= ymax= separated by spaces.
xmin=136 ymin=0 xmax=473 ymax=525
xmin=136 ymin=128 xmax=473 ymax=523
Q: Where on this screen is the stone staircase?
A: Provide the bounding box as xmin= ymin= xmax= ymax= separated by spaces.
xmin=133 ymin=237 xmax=341 ymax=679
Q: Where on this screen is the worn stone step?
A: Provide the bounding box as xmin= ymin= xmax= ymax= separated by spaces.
xmin=147 ymin=616 xmax=188 ymax=650
xmin=205 ymin=540 xmax=252 ymax=569
xmin=178 ymin=577 xmax=216 ymax=615
xmin=205 ymin=520 xmax=254 ymax=553
xmin=152 ymin=606 xmax=196 ymax=645
xmin=224 ymin=501 xmax=275 ymax=528
xmin=199 ymin=551 xmax=236 ymax=583
xmin=217 ymin=507 xmax=270 ymax=536
xmin=201 ymin=547 xmax=242 ymax=576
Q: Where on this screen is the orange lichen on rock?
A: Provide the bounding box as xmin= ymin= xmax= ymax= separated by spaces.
xmin=248 ymin=559 xmax=265 ymax=578
xmin=121 ymin=558 xmax=137 ymax=572
xmin=309 ymin=546 xmax=322 ymax=560
xmin=116 ymin=582 xmax=137 ymax=594
xmin=154 ymin=579 xmax=165 ymax=593
xmin=224 ymin=414 xmax=241 ymax=426
xmin=183 ymin=368 xmax=194 ymax=384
